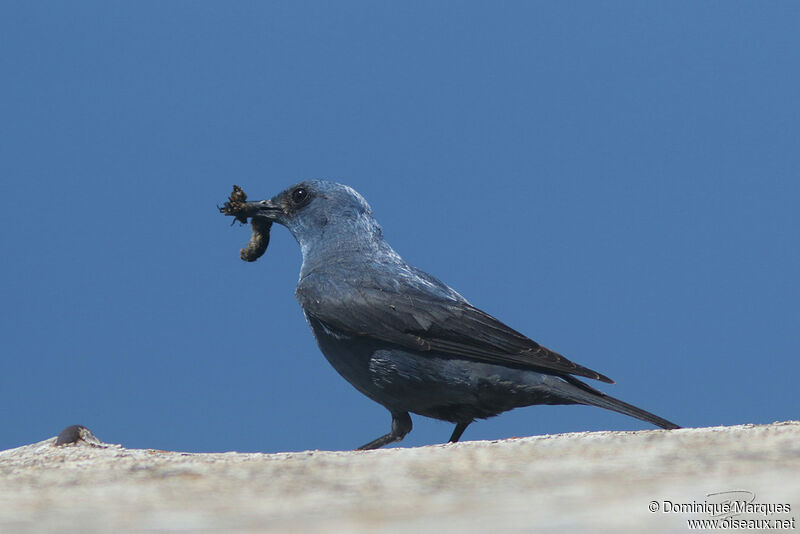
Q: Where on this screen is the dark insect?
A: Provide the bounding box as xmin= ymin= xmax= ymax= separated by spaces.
xmin=241 ymin=217 xmax=272 ymax=262
xmin=55 ymin=425 xmax=100 ymax=446
xmin=219 ymin=185 xmax=272 ymax=262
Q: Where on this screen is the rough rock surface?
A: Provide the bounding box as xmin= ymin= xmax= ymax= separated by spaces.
xmin=1 ymin=422 xmax=798 ymax=533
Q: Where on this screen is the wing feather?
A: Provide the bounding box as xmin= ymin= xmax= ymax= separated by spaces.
xmin=297 ymin=273 xmax=614 ymax=383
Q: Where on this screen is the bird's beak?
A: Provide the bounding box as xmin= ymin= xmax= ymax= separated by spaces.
xmin=245 ymin=198 xmax=283 ymax=221
xmin=220 ymin=195 xmax=283 ymax=224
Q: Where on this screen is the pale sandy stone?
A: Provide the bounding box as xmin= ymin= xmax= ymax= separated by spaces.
xmin=0 ymin=422 xmax=797 ymax=533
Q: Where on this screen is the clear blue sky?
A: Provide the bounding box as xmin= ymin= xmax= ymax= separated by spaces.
xmin=1 ymin=2 xmax=798 ymax=453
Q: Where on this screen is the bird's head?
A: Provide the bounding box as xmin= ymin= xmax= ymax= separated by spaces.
xmin=240 ymin=180 xmax=385 ymax=258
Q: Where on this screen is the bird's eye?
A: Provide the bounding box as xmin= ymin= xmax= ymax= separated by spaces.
xmin=291 ymin=187 xmax=309 ymax=205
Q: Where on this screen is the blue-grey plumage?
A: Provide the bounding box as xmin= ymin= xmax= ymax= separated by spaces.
xmin=226 ymin=180 xmax=679 ymax=449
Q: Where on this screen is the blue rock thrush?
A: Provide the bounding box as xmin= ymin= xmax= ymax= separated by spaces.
xmin=221 ymin=181 xmax=679 ymax=449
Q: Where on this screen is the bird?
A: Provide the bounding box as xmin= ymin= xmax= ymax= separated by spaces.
xmin=223 ymin=180 xmax=679 ymax=450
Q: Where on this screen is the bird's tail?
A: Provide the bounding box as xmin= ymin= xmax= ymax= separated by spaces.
xmin=556 ymin=375 xmax=680 ymax=430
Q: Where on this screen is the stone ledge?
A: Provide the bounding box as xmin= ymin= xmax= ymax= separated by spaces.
xmin=1 ymin=422 xmax=798 ymax=533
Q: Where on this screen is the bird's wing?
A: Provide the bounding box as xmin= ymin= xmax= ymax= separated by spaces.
xmin=297 ymin=274 xmax=614 ymax=383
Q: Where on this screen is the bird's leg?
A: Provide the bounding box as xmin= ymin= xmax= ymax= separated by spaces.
xmin=449 ymin=421 xmax=470 ymax=443
xmin=357 ymin=412 xmax=412 ymax=450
